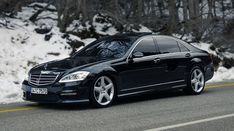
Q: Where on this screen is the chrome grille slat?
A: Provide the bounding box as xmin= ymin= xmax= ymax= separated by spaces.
xmin=37 ymin=80 xmax=57 ymax=82
xmin=31 ymin=77 xmax=56 ymax=79
xmin=29 ymin=71 xmax=60 ymax=86
xmin=31 ymin=78 xmax=56 ymax=80
xmin=30 ymin=75 xmax=57 ymax=78
xmin=29 ymin=80 xmax=38 ymax=83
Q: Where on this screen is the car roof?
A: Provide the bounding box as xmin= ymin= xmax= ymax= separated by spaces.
xmin=114 ymin=33 xmax=201 ymax=52
xmin=111 ymin=33 xmax=180 ymax=40
xmin=111 ymin=32 xmax=153 ymax=39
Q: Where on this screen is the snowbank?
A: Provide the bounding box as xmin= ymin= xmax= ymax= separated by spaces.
xmin=0 ymin=25 xmax=72 ymax=104
xmin=0 ymin=3 xmax=74 ymax=104
xmin=208 ymin=67 xmax=234 ymax=83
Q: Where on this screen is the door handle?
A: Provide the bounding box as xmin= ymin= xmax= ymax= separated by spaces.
xmin=185 ymin=53 xmax=191 ymax=57
xmin=154 ymin=58 xmax=161 ymax=63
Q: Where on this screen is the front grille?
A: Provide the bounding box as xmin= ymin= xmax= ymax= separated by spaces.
xmin=29 ymin=71 xmax=60 ymax=86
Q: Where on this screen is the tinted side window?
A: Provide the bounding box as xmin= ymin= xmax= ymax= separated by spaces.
xmin=156 ymin=37 xmax=180 ymax=53
xmin=178 ymin=42 xmax=189 ymax=52
xmin=133 ymin=37 xmax=157 ymax=56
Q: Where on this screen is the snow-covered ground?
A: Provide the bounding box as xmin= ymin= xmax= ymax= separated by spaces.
xmin=0 ymin=25 xmax=70 ymax=104
xmin=0 ymin=3 xmax=95 ymax=104
xmin=0 ymin=3 xmax=234 ymax=104
xmin=209 ymin=67 xmax=234 ymax=83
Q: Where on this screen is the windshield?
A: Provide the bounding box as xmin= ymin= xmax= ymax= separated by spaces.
xmin=73 ymin=37 xmax=136 ymax=60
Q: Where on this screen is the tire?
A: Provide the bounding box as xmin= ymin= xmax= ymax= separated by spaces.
xmin=184 ymin=66 xmax=205 ymax=95
xmin=90 ymin=76 xmax=115 ymax=108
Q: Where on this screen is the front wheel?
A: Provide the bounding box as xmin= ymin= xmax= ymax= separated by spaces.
xmin=90 ymin=76 xmax=115 ymax=107
xmin=184 ymin=66 xmax=205 ymax=95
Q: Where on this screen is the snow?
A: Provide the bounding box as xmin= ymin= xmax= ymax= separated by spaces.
xmin=208 ymin=67 xmax=234 ymax=83
xmin=0 ymin=23 xmax=72 ymax=104
xmin=0 ymin=4 xmax=84 ymax=104
xmin=133 ymin=24 xmax=152 ymax=33
xmin=178 ymin=1 xmax=185 ymax=22
xmin=215 ymin=0 xmax=234 ymax=19
xmin=67 ymin=20 xmax=91 ymax=33
xmin=82 ymin=38 xmax=96 ymax=45
xmin=29 ymin=2 xmax=57 ymax=10
xmin=92 ymin=14 xmax=118 ymax=35
xmin=173 ymin=33 xmax=194 ymax=43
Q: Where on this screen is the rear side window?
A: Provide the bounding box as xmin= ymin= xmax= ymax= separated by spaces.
xmin=133 ymin=37 xmax=157 ymax=56
xmin=178 ymin=42 xmax=189 ymax=52
xmin=156 ymin=37 xmax=180 ymax=53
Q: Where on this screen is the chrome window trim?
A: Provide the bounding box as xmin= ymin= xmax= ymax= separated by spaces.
xmin=126 ymin=38 xmax=144 ymax=62
xmin=126 ymin=36 xmax=155 ymax=63
xmin=126 ymin=35 xmax=190 ymax=63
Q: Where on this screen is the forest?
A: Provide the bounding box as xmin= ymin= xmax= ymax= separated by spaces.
xmin=0 ymin=0 xmax=234 ymax=50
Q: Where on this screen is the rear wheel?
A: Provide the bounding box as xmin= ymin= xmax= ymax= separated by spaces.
xmin=90 ymin=76 xmax=115 ymax=107
xmin=184 ymin=66 xmax=205 ymax=95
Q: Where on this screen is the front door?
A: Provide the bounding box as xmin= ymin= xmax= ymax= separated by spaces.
xmin=118 ymin=37 xmax=165 ymax=93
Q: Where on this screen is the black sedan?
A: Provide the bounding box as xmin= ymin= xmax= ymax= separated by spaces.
xmin=22 ymin=33 xmax=214 ymax=107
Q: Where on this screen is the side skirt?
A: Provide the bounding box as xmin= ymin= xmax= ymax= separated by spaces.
xmin=118 ymin=83 xmax=187 ymax=98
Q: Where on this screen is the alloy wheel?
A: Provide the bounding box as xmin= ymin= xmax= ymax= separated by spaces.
xmin=191 ymin=69 xmax=204 ymax=93
xmin=93 ymin=76 xmax=114 ymax=106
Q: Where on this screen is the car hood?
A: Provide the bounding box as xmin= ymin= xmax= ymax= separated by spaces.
xmin=31 ymin=57 xmax=109 ymax=73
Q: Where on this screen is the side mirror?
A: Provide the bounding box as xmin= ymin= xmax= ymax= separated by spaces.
xmin=132 ymin=51 xmax=144 ymax=58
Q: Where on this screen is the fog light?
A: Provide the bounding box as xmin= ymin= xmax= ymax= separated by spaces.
xmin=60 ymin=90 xmax=77 ymax=96
xmin=60 ymin=93 xmax=77 ymax=96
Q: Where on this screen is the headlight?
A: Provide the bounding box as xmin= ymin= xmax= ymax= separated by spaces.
xmin=59 ymin=71 xmax=90 ymax=83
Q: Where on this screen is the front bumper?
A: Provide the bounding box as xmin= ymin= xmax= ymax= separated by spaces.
xmin=21 ymin=80 xmax=90 ymax=103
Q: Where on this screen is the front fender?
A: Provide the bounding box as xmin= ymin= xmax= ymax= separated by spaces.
xmin=93 ymin=65 xmax=120 ymax=93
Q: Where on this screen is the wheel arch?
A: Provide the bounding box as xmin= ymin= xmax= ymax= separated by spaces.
xmin=189 ymin=57 xmax=205 ymax=72
xmin=94 ymin=67 xmax=120 ymax=95
xmin=184 ymin=57 xmax=205 ymax=83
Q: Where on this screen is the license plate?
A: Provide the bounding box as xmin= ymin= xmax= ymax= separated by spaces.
xmin=31 ymin=88 xmax=48 ymax=95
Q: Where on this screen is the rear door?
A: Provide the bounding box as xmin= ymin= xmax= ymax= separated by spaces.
xmin=154 ymin=36 xmax=190 ymax=82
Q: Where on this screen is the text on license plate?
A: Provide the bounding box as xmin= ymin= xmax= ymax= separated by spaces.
xmin=31 ymin=88 xmax=48 ymax=95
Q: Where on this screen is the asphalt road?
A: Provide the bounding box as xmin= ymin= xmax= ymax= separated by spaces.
xmin=1 ymin=82 xmax=234 ymax=131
